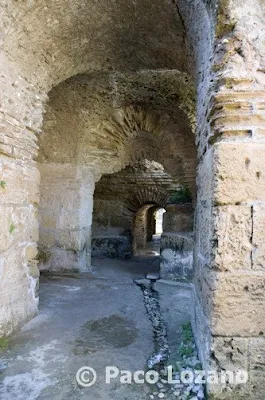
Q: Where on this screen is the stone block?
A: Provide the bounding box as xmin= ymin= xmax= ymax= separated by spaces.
xmin=39 ymin=228 xmax=56 ymax=248
xmin=252 ymin=205 xmax=265 ymax=271
xmin=0 ymin=246 xmax=38 ymax=336
xmin=39 ymin=213 xmax=58 ymax=229
xmin=210 ymin=273 xmax=265 ymax=336
xmin=194 ymin=200 xmax=213 ymax=265
xmin=249 ymin=337 xmax=265 ymax=371
xmin=38 ymin=246 xmax=88 ymax=272
xmin=53 ymin=226 xmax=91 ymax=251
xmin=192 ymin=288 xmax=212 ymax=371
xmin=25 ymin=244 xmax=38 ymax=262
xmin=160 ymin=233 xmax=194 ymax=280
xmin=213 ymin=142 xmax=265 ymax=204
xmin=0 ymin=205 xmax=39 ymax=253
xmin=197 ymin=149 xmax=214 ymax=202
xmin=0 ymin=158 xmax=40 ymax=205
xmin=212 ymin=206 xmax=252 ymax=271
xmin=210 ymin=337 xmax=249 ymax=371
xmin=163 ymin=204 xmax=194 ymax=232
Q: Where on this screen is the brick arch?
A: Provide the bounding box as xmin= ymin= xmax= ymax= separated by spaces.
xmin=125 ymin=187 xmax=168 ymax=254
xmin=125 ymin=187 xmax=169 ymax=215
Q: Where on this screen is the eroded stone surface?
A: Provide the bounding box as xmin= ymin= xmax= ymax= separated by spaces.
xmin=0 ymin=0 xmax=265 ymax=398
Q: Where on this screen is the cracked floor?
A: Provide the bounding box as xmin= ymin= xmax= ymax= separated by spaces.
xmin=0 ymin=256 xmax=192 ymax=400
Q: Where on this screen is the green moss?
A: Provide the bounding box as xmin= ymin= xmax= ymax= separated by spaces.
xmin=179 ymin=322 xmax=194 ymax=355
xmin=216 ymin=19 xmax=236 ymax=38
xmin=0 ymin=180 xmax=6 ymax=189
xmin=36 ymin=249 xmax=51 ymax=264
xmin=0 ymin=337 xmax=9 ymax=352
xmin=212 ymin=64 xmax=222 ymax=73
xmin=9 ymin=224 xmax=15 ymax=234
xmin=216 ymin=0 xmax=237 ymax=38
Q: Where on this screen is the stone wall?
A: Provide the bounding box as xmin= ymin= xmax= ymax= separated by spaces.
xmin=92 ymin=161 xmax=179 ymax=258
xmin=0 ymin=1 xmax=265 ymax=398
xmin=160 ymin=203 xmax=194 ymax=280
xmin=191 ymin=1 xmax=265 ymax=397
xmin=163 ymin=204 xmax=194 ymax=233
xmin=160 ymin=233 xmax=194 ymax=280
xmin=133 ymin=205 xmax=154 ymax=252
xmin=38 ymin=164 xmax=95 ymax=271
xmin=37 ymin=72 xmax=197 ymax=268
xmin=0 ymin=0 xmax=196 ymax=337
xmin=92 ymin=236 xmax=132 ymax=260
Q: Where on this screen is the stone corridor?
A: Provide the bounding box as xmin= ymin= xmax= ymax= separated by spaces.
xmin=0 ymin=257 xmax=193 ymax=400
xmin=0 ymin=0 xmax=265 ymax=398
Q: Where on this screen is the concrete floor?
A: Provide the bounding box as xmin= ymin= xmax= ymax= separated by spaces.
xmin=0 ymin=256 xmax=192 ymax=400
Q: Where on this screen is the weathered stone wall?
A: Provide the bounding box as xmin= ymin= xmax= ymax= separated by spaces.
xmin=163 ymin=204 xmax=194 ymax=233
xmin=38 ymin=164 xmax=95 ymax=271
xmin=92 ymin=161 xmax=175 ymax=257
xmin=0 ymin=2 xmax=265 ymax=398
xmin=92 ymin=236 xmax=132 ymax=260
xmin=133 ymin=205 xmax=157 ymax=253
xmin=160 ymin=233 xmax=194 ymax=280
xmin=191 ymin=1 xmax=265 ymax=397
xmin=160 ymin=204 xmax=194 ymax=280
xmin=0 ymin=0 xmax=195 ymax=334
xmin=37 ymin=71 xmax=197 ymax=267
xmin=0 ymin=66 xmax=44 ymax=336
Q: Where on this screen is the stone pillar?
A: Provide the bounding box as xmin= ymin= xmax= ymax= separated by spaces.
xmin=38 ymin=163 xmax=95 ymax=272
xmin=0 ymin=114 xmax=40 ymax=336
xmin=194 ymin=86 xmax=265 ymax=398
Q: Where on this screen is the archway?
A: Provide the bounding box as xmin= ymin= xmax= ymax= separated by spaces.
xmin=91 ymin=159 xmax=185 ymax=259
xmin=153 ymin=208 xmax=166 ymax=237
xmin=0 ymin=1 xmax=264 ymax=397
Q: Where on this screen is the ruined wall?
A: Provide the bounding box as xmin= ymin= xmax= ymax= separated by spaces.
xmin=37 ymin=71 xmax=196 ymax=269
xmin=163 ymin=204 xmax=194 ymax=233
xmin=0 ymin=2 xmax=264 ymax=398
xmin=0 ymin=49 xmax=45 ymax=337
xmin=92 ymin=161 xmax=175 ymax=258
xmin=189 ymin=1 xmax=265 ymax=397
xmin=133 ymin=205 xmax=156 ymax=253
xmin=0 ymin=0 xmax=196 ymax=335
xmin=38 ymin=164 xmax=95 ymax=271
xmin=160 ymin=204 xmax=194 ymax=280
xmin=160 ymin=233 xmax=194 ymax=281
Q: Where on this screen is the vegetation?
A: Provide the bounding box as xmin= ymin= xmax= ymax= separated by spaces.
xmin=168 ymin=186 xmax=192 ymax=204
xmin=9 ymin=224 xmax=15 ymax=234
xmin=36 ymin=249 xmax=51 ymax=264
xmin=0 ymin=180 xmax=6 ymax=188
xmin=178 ymin=322 xmax=194 ymax=357
xmin=179 ymin=343 xmax=194 ymax=357
xmin=182 ymin=322 xmax=193 ymax=343
xmin=0 ymin=337 xmax=9 ymax=352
